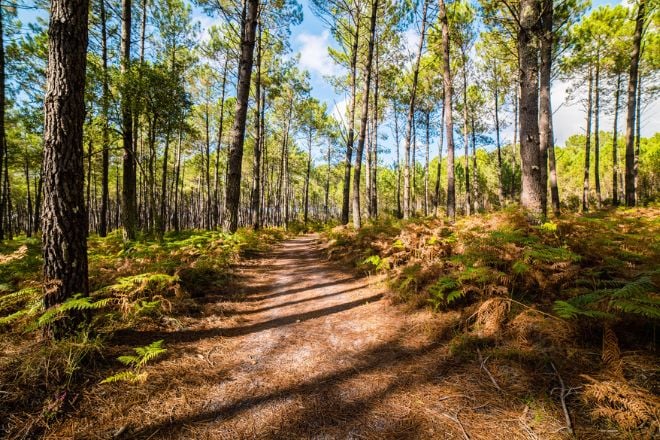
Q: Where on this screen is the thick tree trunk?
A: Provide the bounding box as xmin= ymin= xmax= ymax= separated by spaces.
xmin=583 ymin=68 xmax=593 ymax=212
xmin=470 ymin=117 xmax=478 ymax=213
xmin=352 ymin=0 xmax=378 ymax=229
xmin=403 ymin=0 xmax=428 ymax=219
xmin=612 ymin=74 xmax=621 ymax=206
xmin=324 ymin=144 xmax=331 ymax=221
xmin=624 ymin=0 xmax=645 ymax=207
xmin=438 ymin=0 xmax=455 ymax=221
xmin=518 ymin=0 xmax=544 ymax=221
xmin=42 ymin=0 xmax=90 ymax=337
xmin=121 ymin=0 xmax=137 ymax=239
xmin=394 ymin=104 xmax=402 ymax=218
xmin=224 ymin=0 xmax=259 ymax=232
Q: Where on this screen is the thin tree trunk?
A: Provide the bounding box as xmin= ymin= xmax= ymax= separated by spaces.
xmin=352 ymin=0 xmax=378 ymax=229
xmin=0 ymin=6 xmax=5 ymax=240
xmin=634 ymin=69 xmax=641 ymax=203
xmin=624 ymin=0 xmax=645 ymax=207
xmin=24 ymin=149 xmax=32 ymax=236
xmin=394 ymin=103 xmax=402 ymax=218
xmin=403 ymin=0 xmax=428 ymax=219
xmin=461 ymin=47 xmax=470 ymax=216
xmin=438 ymin=0 xmax=455 ymax=221
xmin=539 ymin=0 xmax=553 ymax=215
xmin=251 ymin=22 xmax=263 ymax=230
xmin=42 ymin=0 xmax=90 ymax=337
xmin=341 ymin=16 xmax=360 ymax=225
xmin=214 ymin=55 xmax=228 ymax=228
xmin=371 ymin=49 xmax=379 ymax=218
xmin=304 ymin=129 xmax=312 ymax=224
xmin=494 ymin=62 xmax=505 ymax=208
xmin=424 ymin=110 xmax=430 ymax=216
xmin=99 ymin=0 xmax=110 ymax=236
xmin=434 ymin=103 xmax=444 ymax=216
xmin=594 ymin=52 xmax=601 ymax=208
xmin=583 ymin=67 xmax=593 ymax=212
xmin=612 ymin=74 xmax=621 ymax=206
xmin=224 ymin=0 xmax=259 ymax=232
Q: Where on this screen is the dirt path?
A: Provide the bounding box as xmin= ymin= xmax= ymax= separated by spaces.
xmin=51 ymin=235 xmax=567 ymax=439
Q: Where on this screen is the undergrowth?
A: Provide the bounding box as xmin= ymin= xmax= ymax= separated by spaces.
xmin=325 ymin=206 xmax=660 ymax=434
xmin=0 ymin=227 xmax=285 ymax=437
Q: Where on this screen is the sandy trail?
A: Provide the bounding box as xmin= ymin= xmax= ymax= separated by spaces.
xmin=51 ymin=234 xmax=564 ymax=440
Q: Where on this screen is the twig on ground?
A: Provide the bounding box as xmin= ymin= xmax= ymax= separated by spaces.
xmin=550 ymin=362 xmax=574 ymax=435
xmin=440 ymin=410 xmax=471 ymax=440
xmin=477 ymin=348 xmax=502 ymax=392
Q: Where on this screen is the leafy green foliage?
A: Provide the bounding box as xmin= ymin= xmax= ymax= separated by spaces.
xmin=101 ymin=340 xmax=167 ymax=384
xmin=554 ymin=270 xmax=660 ymax=320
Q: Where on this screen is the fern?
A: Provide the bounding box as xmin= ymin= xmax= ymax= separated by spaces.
xmin=28 ymin=294 xmax=113 ymax=331
xmin=101 ymin=340 xmax=166 ymax=384
xmin=554 ymin=270 xmax=659 ymax=321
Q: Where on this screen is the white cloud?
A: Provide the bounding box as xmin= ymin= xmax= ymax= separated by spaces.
xmin=552 ymin=79 xmax=660 ymax=146
xmin=331 ymin=97 xmax=350 ymax=125
xmin=296 ymin=31 xmax=339 ymax=76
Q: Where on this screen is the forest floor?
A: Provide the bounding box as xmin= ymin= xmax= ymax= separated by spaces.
xmin=47 ymin=234 xmax=581 ymax=439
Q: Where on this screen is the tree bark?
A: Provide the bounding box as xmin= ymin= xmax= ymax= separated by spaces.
xmin=461 ymin=47 xmax=470 ymax=216
xmin=493 ymin=62 xmax=505 ymax=208
xmin=518 ymin=0 xmax=544 ymax=221
xmin=214 ymin=55 xmax=229 ymax=228
xmin=583 ymin=67 xmax=593 ymax=212
xmin=0 ymin=6 xmax=5 ymax=240
xmin=224 ymin=0 xmax=259 ymax=232
xmin=438 ymin=0 xmax=455 ymax=222
xmin=403 ymin=0 xmax=428 ymax=219
xmin=434 ymin=103 xmax=444 ymax=216
xmin=251 ymin=23 xmax=263 ymax=230
xmin=624 ymin=0 xmax=645 ymax=207
xmin=594 ymin=52 xmax=601 ymax=208
xmin=352 ymin=0 xmax=378 ymax=229
xmin=341 ymin=17 xmax=360 ymax=225
xmin=42 ymin=0 xmax=90 ymax=337
xmin=612 ymin=73 xmax=620 ymax=206
xmin=539 ymin=0 xmax=553 ymax=214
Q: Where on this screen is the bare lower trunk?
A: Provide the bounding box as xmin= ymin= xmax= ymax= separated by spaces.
xmin=341 ymin=20 xmax=360 ymax=225
xmin=518 ymin=0 xmax=544 ymax=221
xmin=403 ymin=0 xmax=428 ymax=219
xmin=583 ymin=68 xmax=593 ymax=212
xmin=42 ymin=0 xmax=90 ymax=337
xmin=624 ymin=0 xmax=645 ymax=207
xmin=224 ymin=0 xmax=259 ymax=232
xmin=352 ymin=0 xmax=378 ymax=229
xmin=594 ymin=53 xmax=601 ymax=208
xmin=612 ymin=74 xmax=621 ymax=206
xmin=438 ymin=0 xmax=455 ymax=221
xmin=121 ymin=0 xmax=137 ymax=240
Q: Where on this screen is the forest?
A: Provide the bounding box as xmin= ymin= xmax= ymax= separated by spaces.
xmin=0 ymin=0 xmax=658 ymax=438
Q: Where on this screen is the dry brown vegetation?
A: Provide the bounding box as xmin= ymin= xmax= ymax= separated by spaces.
xmin=324 ymin=206 xmax=660 ymax=436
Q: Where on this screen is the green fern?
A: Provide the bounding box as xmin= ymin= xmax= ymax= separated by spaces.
xmin=554 ymin=270 xmax=660 ymax=320
xmin=101 ymin=340 xmax=166 ymax=384
xmin=361 ymin=255 xmax=389 ymax=272
xmin=28 ymin=294 xmax=113 ymax=331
